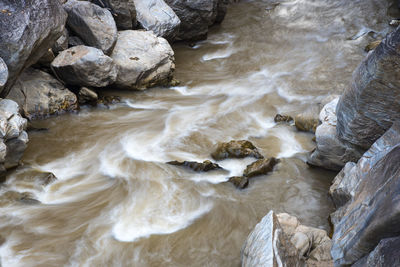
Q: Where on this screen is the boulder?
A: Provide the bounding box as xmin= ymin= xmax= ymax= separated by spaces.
xmin=133 ymin=0 xmax=180 ymax=40
xmin=52 ymin=29 xmax=69 ymax=54
xmin=307 ymin=98 xmax=364 ymax=171
xmin=0 ymin=58 xmax=8 ymax=92
xmin=111 ymin=30 xmax=175 ymax=90
xmin=63 ymin=0 xmax=118 ymax=54
xmin=0 ymin=0 xmax=67 ymax=96
xmin=331 ymin=122 xmax=400 ymax=265
xmin=78 ymin=87 xmax=98 ymax=105
xmin=352 ymin=237 xmax=400 ymax=267
xmin=51 ymin=45 xmax=117 ymax=87
xmin=243 ymin=158 xmax=279 ymax=178
xmin=91 ymin=0 xmax=137 ymax=30
xmin=228 ymin=176 xmax=249 ymax=189
xmin=167 ymin=160 xmax=222 ymax=172
xmin=274 ymin=114 xmax=293 ymax=123
xmin=211 ymin=140 xmax=263 ymax=161
xmin=7 ymin=68 xmax=78 ymax=120
xmin=336 ymin=26 xmax=400 ymax=149
xmin=294 ymin=106 xmax=319 ymax=133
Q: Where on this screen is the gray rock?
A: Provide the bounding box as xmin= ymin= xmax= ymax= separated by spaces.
xmin=307 ymin=98 xmax=364 ymax=171
xmin=63 ymin=0 xmax=118 ymax=54
xmin=336 ymin=26 xmax=400 ymax=149
xmin=133 ymin=0 xmax=180 ymax=40
xmin=7 ymin=68 xmax=78 ymax=120
xmin=51 ymin=45 xmax=117 ymax=87
xmin=353 ymin=237 xmax=400 ymax=267
xmin=52 ymin=29 xmax=69 ymax=54
xmin=78 ymin=87 xmax=98 ymax=105
xmin=0 ymin=0 xmax=67 ymax=96
xmin=111 ymin=30 xmax=175 ymax=90
xmin=0 ymin=58 xmax=8 ymax=92
xmin=331 ymin=122 xmax=400 ymax=265
xmin=328 ymin=162 xmax=357 ymax=209
xmin=91 ymin=0 xmax=137 ymax=30
xmin=241 ymin=211 xmax=302 ymax=267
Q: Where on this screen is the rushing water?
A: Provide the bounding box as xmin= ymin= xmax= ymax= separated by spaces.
xmin=0 ymin=0 xmax=396 ymax=266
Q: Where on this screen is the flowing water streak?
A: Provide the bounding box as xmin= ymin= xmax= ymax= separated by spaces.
xmin=0 ymin=0 xmax=396 ymax=266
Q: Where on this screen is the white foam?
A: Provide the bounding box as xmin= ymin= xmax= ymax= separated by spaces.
xmin=202 ymin=47 xmax=236 ymax=61
xmin=272 ymin=127 xmax=306 ymax=158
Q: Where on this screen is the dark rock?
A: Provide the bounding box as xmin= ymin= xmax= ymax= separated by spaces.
xmin=52 ymin=29 xmax=69 ymax=54
xmin=63 ymin=0 xmax=118 ymax=54
xmin=51 ymin=45 xmax=117 ymax=87
xmin=68 ymin=36 xmax=85 ymax=47
xmin=91 ymin=0 xmax=137 ymax=30
xmin=35 ymin=49 xmax=56 ymax=68
xmin=274 ymin=114 xmax=293 ymax=123
xmin=78 ymin=87 xmax=98 ymax=105
xmin=0 ymin=57 xmax=7 ymax=92
xmin=353 ymin=237 xmax=400 ymax=267
xmin=167 ymin=160 xmax=222 ymax=172
xmin=336 ymin=26 xmax=400 ymax=149
xmin=0 ymin=0 xmax=67 ymax=96
xmin=215 ymin=0 xmax=229 ymax=24
xmin=211 ymin=140 xmax=263 ymax=161
xmin=97 ymin=95 xmax=121 ymax=106
xmin=228 ymin=176 xmax=249 ymax=189
xmin=243 ymin=158 xmax=278 ymax=178
xmin=328 ymin=162 xmax=356 ymax=209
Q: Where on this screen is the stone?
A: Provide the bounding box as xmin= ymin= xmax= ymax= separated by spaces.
xmin=7 ymin=68 xmax=78 ymax=120
xmin=52 ymin=29 xmax=69 ymax=54
xmin=4 ymin=131 xmax=28 ymax=169
xmin=228 ymin=176 xmax=249 ymax=189
xmin=91 ymin=0 xmax=137 ymax=30
xmin=331 ymin=122 xmax=400 ymax=265
xmin=133 ymin=0 xmax=180 ymax=40
xmin=111 ymin=30 xmax=175 ymax=90
xmin=353 ymin=237 xmax=400 ymax=267
xmin=0 ymin=0 xmax=67 ymax=96
xmin=35 ymin=49 xmax=56 ymax=68
xmin=63 ymin=0 xmax=118 ymax=54
xmin=389 ymin=19 xmax=400 ymax=27
xmin=274 ymin=114 xmax=293 ymax=123
xmin=167 ymin=160 xmax=222 ymax=172
xmin=336 ymin=26 xmax=400 ymax=149
xmin=307 ymin=98 xmax=364 ymax=171
xmin=68 ymin=36 xmax=85 ymax=47
xmin=328 ymin=162 xmax=357 ymax=208
xmin=215 ymin=0 xmax=229 ymax=24
xmin=78 ymin=87 xmax=98 ymax=105
xmin=241 ymin=211 xmax=302 ymax=267
xmin=51 ymin=45 xmax=117 ymax=87
xmin=294 ymin=106 xmax=320 ymax=133
xmin=364 ymin=40 xmax=381 ymax=52
xmin=0 ymin=57 xmax=8 ymax=92
xmin=243 ymin=158 xmax=279 ymax=178
xmin=211 ymin=140 xmax=263 ymax=161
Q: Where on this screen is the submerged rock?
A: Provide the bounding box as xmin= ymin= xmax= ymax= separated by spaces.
xmin=91 ymin=0 xmax=137 ymax=30
xmin=167 ymin=160 xmax=222 ymax=172
xmin=294 ymin=106 xmax=320 ymax=133
xmin=51 ymin=45 xmax=117 ymax=87
xmin=0 ymin=0 xmax=67 ymax=96
xmin=111 ymin=30 xmax=175 ymax=90
xmin=211 ymin=140 xmax=263 ymax=160
xmin=228 ymin=176 xmax=249 ymax=189
xmin=243 ymin=158 xmax=278 ymax=178
xmin=7 ymin=68 xmax=78 ymax=120
xmin=274 ymin=114 xmax=293 ymax=123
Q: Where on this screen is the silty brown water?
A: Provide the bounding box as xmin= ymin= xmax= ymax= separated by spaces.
xmin=0 ymin=0 xmax=396 ymax=266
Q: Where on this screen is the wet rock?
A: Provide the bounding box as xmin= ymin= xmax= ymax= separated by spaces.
xmin=0 ymin=191 xmax=39 ymax=205
xmin=0 ymin=0 xmax=67 ymax=96
xmin=51 ymin=45 xmax=117 ymax=87
xmin=111 ymin=30 xmax=175 ymax=90
xmin=13 ymin=167 xmax=58 ymax=186
xmin=0 ymin=57 xmax=7 ymax=92
xmin=211 ymin=140 xmax=263 ymax=161
xmin=243 ymin=158 xmax=278 ymax=178
xmin=364 ymin=40 xmax=381 ymax=52
xmin=52 ymin=29 xmax=69 ymax=54
xmin=7 ymin=68 xmax=78 ymax=120
xmin=133 ymin=0 xmax=180 ymax=40
xmin=294 ymin=106 xmax=320 ymax=133
xmin=331 ymin=123 xmax=400 ymax=265
xmin=228 ymin=176 xmax=249 ymax=189
xmin=97 ymin=95 xmax=121 ymax=107
xmin=91 ymin=0 xmax=137 ymax=30
xmin=63 ymin=0 xmax=118 ymax=54
xmin=353 ymin=237 xmax=400 ymax=267
xmin=274 ymin=114 xmax=293 ymax=123
xmin=307 ymin=98 xmax=364 ymax=171
xmin=167 ymin=160 xmax=222 ymax=172
xmin=336 ymin=26 xmax=400 ymax=149
xmin=241 ymin=211 xmax=302 ymax=267
xmin=78 ymin=87 xmax=98 ymax=105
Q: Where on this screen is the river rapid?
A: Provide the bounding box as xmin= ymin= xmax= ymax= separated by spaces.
xmin=0 ymin=0 xmax=396 ymax=266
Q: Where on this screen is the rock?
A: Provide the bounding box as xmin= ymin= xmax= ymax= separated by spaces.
xmin=389 ymin=19 xmax=400 ymax=27
xmin=215 ymin=0 xmax=229 ymax=24
xmin=52 ymin=29 xmax=69 ymax=54
xmin=111 ymin=30 xmax=175 ymax=90
xmin=78 ymin=87 xmax=98 ymax=105
xmin=63 ymin=0 xmax=118 ymax=54
xmin=36 ymin=49 xmax=56 ymax=68
xmin=364 ymin=40 xmax=381 ymax=52
xmin=243 ymin=158 xmax=279 ymax=178
xmin=0 ymin=191 xmax=39 ymax=205
xmin=68 ymin=36 xmax=85 ymax=47
xmin=353 ymin=237 xmax=400 ymax=267
xmin=328 ymin=162 xmax=357 ymax=208
xmin=51 ymin=45 xmax=117 ymax=87
xmin=336 ymin=26 xmax=400 ymax=149
xmin=307 ymin=98 xmax=364 ymax=171
xmin=274 ymin=114 xmax=293 ymax=123
xmin=91 ymin=0 xmax=137 ymax=30
xmin=167 ymin=160 xmax=222 ymax=172
xmin=331 ymin=122 xmax=400 ymax=265
xmin=7 ymin=68 xmax=78 ymax=120
xmin=165 ymin=0 xmax=221 ymax=41
xmin=241 ymin=211 xmax=302 ymax=267
xmin=133 ymin=0 xmax=180 ymax=40
xmin=0 ymin=57 xmax=8 ymax=92
xmin=0 ymin=0 xmax=67 ymax=96
xmin=211 ymin=140 xmax=263 ymax=161
xmin=228 ymin=176 xmax=249 ymax=189
xmin=4 ymin=131 xmax=28 ymax=169
xmin=294 ymin=106 xmax=320 ymax=133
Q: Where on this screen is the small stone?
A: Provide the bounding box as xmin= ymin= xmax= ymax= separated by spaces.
xmin=274 ymin=114 xmax=293 ymax=123
xmin=228 ymin=176 xmax=249 ymax=189
xmin=243 ymin=158 xmax=279 ymax=178
xmin=78 ymin=87 xmax=98 ymax=105
xmin=389 ymin=19 xmax=400 ymax=27
xmin=211 ymin=140 xmax=264 ymax=161
xmin=167 ymin=160 xmax=222 ymax=172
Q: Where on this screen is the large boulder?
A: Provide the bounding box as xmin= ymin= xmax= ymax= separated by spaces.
xmin=91 ymin=0 xmax=137 ymax=30
xmin=63 ymin=0 xmax=118 ymax=54
xmin=133 ymin=0 xmax=180 ymax=40
xmin=353 ymin=236 xmax=400 ymax=267
xmin=111 ymin=30 xmax=175 ymax=90
xmin=164 ymin=0 xmax=225 ymax=41
xmin=51 ymin=45 xmax=117 ymax=87
xmin=0 ymin=0 xmax=67 ymax=96
xmin=307 ymin=98 xmax=364 ymax=171
xmin=331 ymin=122 xmax=400 ymax=266
xmin=0 ymin=58 xmax=7 ymax=92
xmin=336 ymin=26 xmax=400 ymax=149
xmin=7 ymin=68 xmax=78 ymax=120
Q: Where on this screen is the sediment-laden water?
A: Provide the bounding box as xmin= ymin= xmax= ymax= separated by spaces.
xmin=0 ymin=0 xmax=395 ymax=266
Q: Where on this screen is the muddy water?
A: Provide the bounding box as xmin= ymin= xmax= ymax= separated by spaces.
xmin=0 ymin=0 xmax=395 ymax=266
